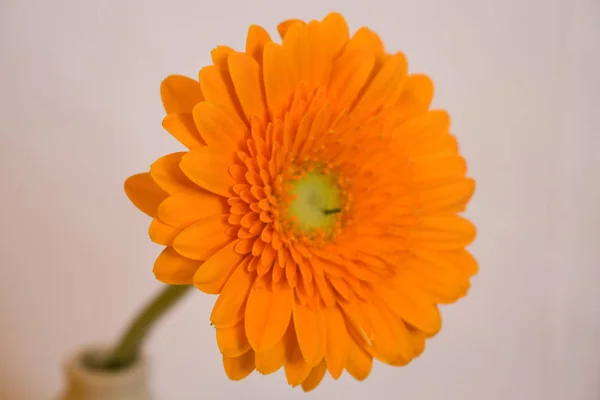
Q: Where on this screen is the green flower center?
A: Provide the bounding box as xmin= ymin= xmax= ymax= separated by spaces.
xmin=285 ymin=170 xmax=343 ymax=238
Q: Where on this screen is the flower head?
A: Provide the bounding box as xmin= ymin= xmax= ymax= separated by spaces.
xmin=125 ymin=12 xmax=477 ymax=391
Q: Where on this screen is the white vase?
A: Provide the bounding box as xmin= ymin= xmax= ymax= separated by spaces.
xmin=58 ymin=345 xmax=152 ymax=400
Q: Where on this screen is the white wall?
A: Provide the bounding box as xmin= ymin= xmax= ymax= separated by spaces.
xmin=1 ymin=0 xmax=598 ymax=399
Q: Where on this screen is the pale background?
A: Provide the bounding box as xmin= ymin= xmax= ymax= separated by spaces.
xmin=1 ymin=0 xmax=599 ymax=399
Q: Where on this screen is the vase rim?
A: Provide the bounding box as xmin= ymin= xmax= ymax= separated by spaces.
xmin=65 ymin=344 xmax=148 ymax=388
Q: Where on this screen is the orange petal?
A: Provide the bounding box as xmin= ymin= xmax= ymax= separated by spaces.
xmin=391 ymin=74 xmax=435 ymax=123
xmin=245 ymin=25 xmax=272 ymax=64
xmin=412 ymin=215 xmax=476 ymax=250
xmin=353 ymin=52 xmax=408 ymax=116
xmin=362 ymin=300 xmax=414 ymax=364
xmin=153 ymin=246 xmax=201 ymax=285
xmin=392 ymin=110 xmax=452 ymax=156
xmin=413 ymin=248 xmax=473 ymax=282
xmin=329 ymin=49 xmax=375 ymax=113
xmin=173 ymin=215 xmax=231 ymax=260
xmin=301 ymin=360 xmax=327 ymax=392
xmin=293 ymin=300 xmax=326 ymax=366
xmin=323 ymin=307 xmax=347 ymax=379
xmin=439 ymin=249 xmax=478 ymax=277
xmin=180 ymin=147 xmax=235 ymax=197
xmin=346 ymin=27 xmax=386 ymax=70
xmin=148 ymin=219 xmax=179 ymax=245
xmin=198 ymin=60 xmax=246 ymax=129
xmin=345 ymin=334 xmax=372 ymax=381
xmin=328 ymin=276 xmax=353 ymax=301
xmin=407 ymin=248 xmax=475 ymax=302
xmin=424 ymin=132 xmax=459 ymax=158
xmin=124 ymin=173 xmax=168 ymax=218
xmin=277 ymin=19 xmax=305 ymax=38
xmin=263 ymin=42 xmax=296 ymax=121
xmin=223 ymin=351 xmax=255 ymax=381
xmin=321 ymin=12 xmax=349 ymax=58
xmin=160 ymin=75 xmax=204 ymax=114
xmin=150 ymin=152 xmax=192 ymax=194
xmin=245 ymin=281 xmax=293 ymax=352
xmin=211 ymin=258 xmax=254 ymax=327
xmin=255 ymin=336 xmax=286 ymax=375
xmin=162 ymin=113 xmax=205 ymax=149
xmin=211 ymin=45 xmax=234 ymax=65
xmin=304 ymin=21 xmax=331 ymax=89
xmin=192 ymin=102 xmax=246 ymax=151
xmin=216 ymin=320 xmax=251 ymax=357
xmin=419 ymin=178 xmax=475 ymax=213
xmin=228 ymin=53 xmax=268 ymax=123
xmin=193 ymin=240 xmax=244 ymax=294
xmin=412 ymin=154 xmax=467 ymax=186
xmin=338 ymin=300 xmax=374 ymax=344
xmin=158 ymin=188 xmax=227 ymax=229
xmin=380 ymin=280 xmax=441 ymax=335
xmin=402 ymin=252 xmax=468 ymax=304
xmin=234 ymin=238 xmax=254 ymax=255
xmin=407 ymin=328 xmax=427 ymax=358
xmin=282 ymin=23 xmax=311 ymax=90
xmin=311 ymin=259 xmax=336 ymax=307
xmin=283 ymin=324 xmax=312 ymax=387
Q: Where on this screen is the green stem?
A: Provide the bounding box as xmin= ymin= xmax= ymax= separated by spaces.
xmin=100 ymin=284 xmax=192 ymax=370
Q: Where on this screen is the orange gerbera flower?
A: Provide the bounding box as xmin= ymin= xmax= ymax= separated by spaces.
xmin=124 ymin=12 xmax=477 ymax=391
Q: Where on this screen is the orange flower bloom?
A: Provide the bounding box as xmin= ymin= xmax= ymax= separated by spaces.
xmin=125 ymin=12 xmax=477 ymax=391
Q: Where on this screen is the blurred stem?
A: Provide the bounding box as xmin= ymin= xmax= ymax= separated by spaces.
xmin=99 ymin=284 xmax=192 ymax=370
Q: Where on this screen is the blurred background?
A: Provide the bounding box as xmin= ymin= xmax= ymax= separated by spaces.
xmin=1 ymin=0 xmax=598 ymax=399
